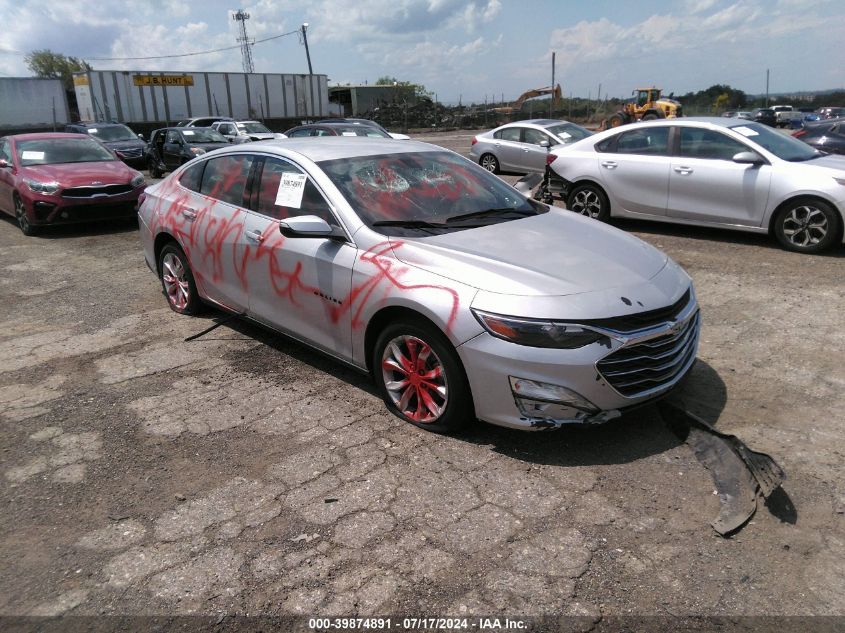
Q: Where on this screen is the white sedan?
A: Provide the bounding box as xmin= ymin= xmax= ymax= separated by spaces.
xmin=545 ymin=117 xmax=845 ymax=253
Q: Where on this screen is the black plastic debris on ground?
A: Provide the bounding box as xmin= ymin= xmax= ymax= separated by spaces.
xmin=659 ymin=401 xmax=786 ymax=537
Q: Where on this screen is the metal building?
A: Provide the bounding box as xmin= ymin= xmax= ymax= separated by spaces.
xmin=73 ymin=70 xmax=329 ymax=124
xmin=0 ymin=78 xmax=70 ymax=131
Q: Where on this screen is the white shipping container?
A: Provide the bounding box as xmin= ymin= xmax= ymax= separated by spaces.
xmin=73 ymin=70 xmax=329 ymax=124
xmin=0 ymin=78 xmax=70 ymax=130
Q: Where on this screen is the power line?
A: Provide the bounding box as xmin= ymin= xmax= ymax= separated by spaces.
xmin=0 ymin=27 xmax=301 ymax=62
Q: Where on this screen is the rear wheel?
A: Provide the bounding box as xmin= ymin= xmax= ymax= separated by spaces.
xmin=773 ymin=198 xmax=840 ymax=254
xmin=567 ymin=183 xmax=610 ymax=221
xmin=14 ymin=195 xmax=38 ymax=236
xmin=158 ymin=243 xmax=203 ymax=314
xmin=373 ymin=319 xmax=473 ymax=434
xmin=642 ymin=112 xmax=659 ymax=121
xmin=479 ymin=153 xmax=500 ymax=174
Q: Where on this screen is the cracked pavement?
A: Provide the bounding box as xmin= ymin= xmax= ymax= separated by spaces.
xmin=1 ymin=132 xmax=844 ymax=626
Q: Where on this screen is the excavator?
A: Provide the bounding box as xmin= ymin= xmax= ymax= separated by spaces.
xmin=492 ymin=84 xmax=562 ymax=116
xmin=601 ymin=87 xmax=682 ymax=129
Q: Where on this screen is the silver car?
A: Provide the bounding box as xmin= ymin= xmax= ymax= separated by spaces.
xmin=138 ymin=138 xmax=698 ymax=433
xmin=470 ymin=119 xmax=592 ymax=174
xmin=546 ymin=117 xmax=845 ymax=253
xmin=211 ymin=120 xmax=286 ymax=143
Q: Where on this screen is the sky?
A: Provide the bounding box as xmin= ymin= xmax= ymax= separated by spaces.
xmin=0 ymin=0 xmax=843 ymax=105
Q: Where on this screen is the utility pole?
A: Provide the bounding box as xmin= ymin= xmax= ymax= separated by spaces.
xmin=550 ymin=51 xmax=555 ymax=118
xmin=765 ymin=68 xmax=769 ymax=107
xmin=233 ymin=10 xmax=255 ymax=73
xmin=301 ymin=23 xmax=313 ymax=74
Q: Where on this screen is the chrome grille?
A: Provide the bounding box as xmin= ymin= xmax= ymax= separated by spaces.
xmin=62 ymin=184 xmax=133 ymax=198
xmin=597 ymin=310 xmax=700 ymax=397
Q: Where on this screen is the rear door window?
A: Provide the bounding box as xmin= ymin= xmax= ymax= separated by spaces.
xmin=200 ymin=154 xmax=255 ymax=207
xmin=615 ymin=128 xmax=670 ymax=155
xmin=179 ymin=161 xmax=205 ymax=192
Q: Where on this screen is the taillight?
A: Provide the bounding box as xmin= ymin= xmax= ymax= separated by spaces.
xmin=471 ymin=136 xmax=477 ymax=146
xmin=546 ymin=153 xmax=558 ymax=166
xmin=792 ymin=129 xmax=807 ymax=138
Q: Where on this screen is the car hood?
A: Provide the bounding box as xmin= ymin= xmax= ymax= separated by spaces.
xmin=389 ymin=208 xmax=668 ymax=297
xmin=188 ymin=142 xmax=231 ymax=151
xmin=102 ymin=139 xmax=146 ymax=152
xmin=796 ymin=154 xmax=845 ymax=173
xmin=21 ymin=161 xmax=135 ymax=186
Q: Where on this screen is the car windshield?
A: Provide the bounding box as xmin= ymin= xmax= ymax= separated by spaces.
xmin=87 ymin=125 xmax=137 ymax=142
xmin=181 ymin=128 xmax=227 ymax=143
xmin=545 ymin=123 xmax=592 ymax=142
xmin=729 ymin=123 xmax=820 ymax=162
xmin=319 ymin=150 xmax=546 ymax=236
xmin=17 ymin=138 xmax=116 ymax=166
xmin=237 ymin=122 xmax=271 ymax=133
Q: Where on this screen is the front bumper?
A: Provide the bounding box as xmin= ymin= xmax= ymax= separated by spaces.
xmin=21 ymin=187 xmax=143 ymax=226
xmin=457 ymin=296 xmax=700 ymax=431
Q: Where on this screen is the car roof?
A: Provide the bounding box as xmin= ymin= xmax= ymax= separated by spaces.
xmin=228 ymin=137 xmax=441 ymax=162
xmin=70 ymin=121 xmax=128 ymax=128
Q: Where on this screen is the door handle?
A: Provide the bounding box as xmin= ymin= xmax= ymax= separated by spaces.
xmin=600 ymin=160 xmax=618 ymax=169
xmin=181 ymin=208 xmax=197 ymax=220
xmin=245 ymin=229 xmax=264 ymax=243
xmin=673 ymin=166 xmax=694 ymax=175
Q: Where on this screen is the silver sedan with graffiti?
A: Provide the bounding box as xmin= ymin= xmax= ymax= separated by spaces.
xmin=138 ymin=138 xmax=699 ymax=432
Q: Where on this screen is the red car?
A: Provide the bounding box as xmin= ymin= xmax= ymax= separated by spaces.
xmin=0 ymin=132 xmax=146 ymax=235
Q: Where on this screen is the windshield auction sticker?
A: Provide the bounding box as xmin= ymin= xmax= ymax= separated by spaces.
xmin=732 ymin=126 xmax=759 ymax=137
xmin=21 ymin=151 xmax=45 ymax=160
xmin=275 ymin=172 xmax=307 ymax=209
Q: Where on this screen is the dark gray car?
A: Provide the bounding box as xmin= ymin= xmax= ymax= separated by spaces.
xmin=145 ymin=127 xmax=230 ymax=177
xmin=64 ymin=122 xmax=146 ymax=168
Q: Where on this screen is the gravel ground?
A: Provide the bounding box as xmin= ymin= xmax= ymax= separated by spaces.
xmin=1 ymin=131 xmax=843 ymax=631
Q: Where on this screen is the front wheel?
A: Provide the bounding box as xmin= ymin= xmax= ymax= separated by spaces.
xmin=642 ymin=113 xmax=659 ymax=121
xmin=14 ymin=195 xmax=38 ymax=236
xmin=158 ymin=243 xmax=203 ymax=314
xmin=373 ymin=319 xmax=473 ymax=434
xmin=567 ymin=184 xmax=610 ymax=221
xmin=608 ymin=113 xmax=626 ymax=128
xmin=773 ymin=199 xmax=840 ymax=253
xmin=479 ymin=153 xmax=500 ymax=174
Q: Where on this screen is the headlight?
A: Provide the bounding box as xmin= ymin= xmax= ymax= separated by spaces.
xmin=130 ymin=174 xmax=145 ymax=187
xmin=24 ymin=179 xmax=60 ymax=195
xmin=190 ymin=147 xmax=206 ymax=155
xmin=472 ymin=309 xmax=609 ymax=349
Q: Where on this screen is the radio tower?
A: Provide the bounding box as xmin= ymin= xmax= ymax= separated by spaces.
xmin=233 ymin=10 xmax=255 ymax=73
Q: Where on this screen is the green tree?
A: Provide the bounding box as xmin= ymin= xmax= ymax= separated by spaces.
xmin=24 ymin=49 xmax=92 ymax=91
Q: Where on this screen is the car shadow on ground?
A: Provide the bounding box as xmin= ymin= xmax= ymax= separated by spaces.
xmin=0 ymin=213 xmax=139 ymax=239
xmin=194 ymin=309 xmax=730 ymax=469
xmin=611 ymin=217 xmax=845 ymax=258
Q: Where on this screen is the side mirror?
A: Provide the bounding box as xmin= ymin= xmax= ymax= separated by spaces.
xmin=0 ymin=159 xmax=11 ymax=169
xmin=137 ymin=133 xmax=145 ymax=141
xmin=513 ymin=172 xmax=543 ymax=194
xmin=732 ymin=151 xmax=764 ymax=165
xmin=279 ymin=215 xmax=343 ymax=239
xmin=539 ymin=140 xmax=550 ymax=149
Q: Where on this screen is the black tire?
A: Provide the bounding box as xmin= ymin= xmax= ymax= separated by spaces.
xmin=479 ymin=153 xmax=500 ymax=174
xmin=642 ymin=112 xmax=659 ymax=121
xmin=158 ymin=242 xmax=203 ymax=314
xmin=772 ymin=198 xmax=840 ymax=254
xmin=567 ymin=183 xmax=611 ymax=221
xmin=148 ymin=159 xmax=163 ymax=179
xmin=608 ymin=113 xmax=626 ymax=128
xmin=14 ymin=194 xmax=38 ymax=236
xmin=372 ymin=318 xmax=473 ymax=434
